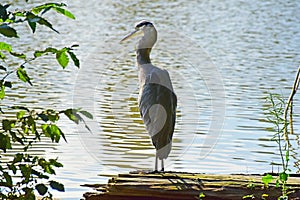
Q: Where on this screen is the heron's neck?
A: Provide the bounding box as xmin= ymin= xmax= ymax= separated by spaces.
xmin=136 ymin=48 xmax=152 ymax=65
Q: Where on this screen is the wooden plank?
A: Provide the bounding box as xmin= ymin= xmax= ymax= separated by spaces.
xmin=82 ymin=171 xmax=300 ymax=200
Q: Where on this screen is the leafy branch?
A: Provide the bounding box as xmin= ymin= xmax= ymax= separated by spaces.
xmin=0 ymin=3 xmax=75 ymax=37
xmin=0 ymin=42 xmax=80 ymax=100
xmin=1 ymin=107 xmax=92 ymax=152
xmin=0 ymin=2 xmax=92 ymax=199
xmin=1 ymin=154 xmax=64 ymax=199
xmin=262 ymin=65 xmax=300 ymax=199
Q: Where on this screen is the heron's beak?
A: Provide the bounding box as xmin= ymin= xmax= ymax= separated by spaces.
xmin=120 ymin=29 xmax=140 ymax=42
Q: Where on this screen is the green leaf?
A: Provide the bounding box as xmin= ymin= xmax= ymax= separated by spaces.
xmin=28 ymin=20 xmax=37 ymax=33
xmin=31 ymin=169 xmax=49 ymax=179
xmin=46 ymin=109 xmax=59 ymax=122
xmin=53 ymin=7 xmax=75 ymax=19
xmin=0 ymin=24 xmax=18 ymax=37
xmin=49 ymin=158 xmax=63 ymax=168
xmin=12 ymin=153 xmax=24 ymax=164
xmin=20 ymin=164 xmax=31 ymax=181
xmin=0 ymin=42 xmax=12 ymax=52
xmin=3 ymin=172 xmax=12 ymax=187
xmin=11 ymin=106 xmax=30 ymax=111
xmin=17 ymin=67 xmax=32 ymax=85
xmin=38 ymin=158 xmax=55 ymax=174
xmin=36 ymin=183 xmax=48 ymax=195
xmin=0 ymin=52 xmax=6 ymax=59
xmin=11 ymin=131 xmax=24 ymax=145
xmin=38 ymin=113 xmax=49 ymax=122
xmin=0 ymin=85 xmax=5 ymax=99
xmin=41 ymin=124 xmax=49 ymax=131
xmin=10 ymin=51 xmax=26 ymax=59
xmin=26 ymin=12 xmax=58 ymax=33
xmin=27 ymin=115 xmax=35 ymax=126
xmin=26 ymin=12 xmax=40 ymax=21
xmin=22 ymin=190 xmax=35 ymax=200
xmin=32 ymin=3 xmax=66 ymax=14
xmin=42 ymin=124 xmax=52 ymax=140
xmin=199 ymin=192 xmax=205 ymax=198
xmin=14 ymin=11 xmax=26 ymax=18
xmin=63 ymin=109 xmax=80 ymax=124
xmin=32 ymin=3 xmax=75 ymax=19
xmin=34 ymin=47 xmax=58 ymax=58
xmin=0 ymin=133 xmax=12 ymax=152
xmin=4 ymin=81 xmax=12 ymax=88
xmin=79 ymin=110 xmax=93 ymax=119
xmin=49 ymin=180 xmax=65 ymax=192
xmin=2 ymin=119 xmax=15 ymax=131
xmin=0 ymin=65 xmax=6 ymax=71
xmin=36 ymin=16 xmax=59 ymax=33
xmin=0 ymin=4 xmax=10 ymax=21
xmin=262 ymin=174 xmax=274 ymax=186
xmin=67 ymin=50 xmax=80 ymax=68
xmin=285 ymin=150 xmax=289 ymax=163
xmin=51 ymin=124 xmax=66 ymax=142
xmin=32 ymin=4 xmax=50 ymax=14
xmin=51 ymin=124 xmax=61 ymax=142
xmin=17 ymin=110 xmax=26 ymax=119
xmin=279 ymin=172 xmax=289 ymax=182
xmin=42 ymin=124 xmax=66 ymax=143
xmin=59 ymin=129 xmax=68 ymax=142
xmin=56 ymin=49 xmax=69 ymax=68
xmin=8 ymin=163 xmax=17 ymax=174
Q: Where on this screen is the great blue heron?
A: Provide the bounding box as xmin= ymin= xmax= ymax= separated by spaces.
xmin=121 ymin=20 xmax=177 ymax=171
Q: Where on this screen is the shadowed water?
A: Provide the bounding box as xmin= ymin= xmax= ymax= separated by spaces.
xmin=1 ymin=0 xmax=300 ymax=199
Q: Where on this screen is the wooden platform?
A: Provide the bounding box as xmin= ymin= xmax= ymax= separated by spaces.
xmin=82 ymin=171 xmax=300 ymax=200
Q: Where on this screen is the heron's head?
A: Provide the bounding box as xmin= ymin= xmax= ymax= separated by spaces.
xmin=121 ymin=20 xmax=157 ymax=49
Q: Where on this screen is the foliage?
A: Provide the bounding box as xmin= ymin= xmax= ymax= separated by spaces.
xmin=263 ymin=93 xmax=290 ymax=198
xmin=198 ymin=192 xmax=205 ymax=200
xmin=263 ymin=66 xmax=300 ymax=197
xmin=243 ymin=67 xmax=300 ymax=200
xmin=0 ymin=2 xmax=75 ymax=37
xmin=0 ymin=2 xmax=92 ymax=199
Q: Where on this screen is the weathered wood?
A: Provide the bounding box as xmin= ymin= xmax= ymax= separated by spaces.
xmin=82 ymin=171 xmax=300 ymax=200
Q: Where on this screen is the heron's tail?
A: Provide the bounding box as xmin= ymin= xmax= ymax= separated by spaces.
xmin=156 ymin=142 xmax=172 ymax=160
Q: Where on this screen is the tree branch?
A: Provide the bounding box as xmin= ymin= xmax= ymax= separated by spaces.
xmin=284 ymin=66 xmax=300 ymax=143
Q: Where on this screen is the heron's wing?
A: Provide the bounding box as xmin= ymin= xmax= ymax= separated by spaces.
xmin=139 ymin=83 xmax=177 ymax=157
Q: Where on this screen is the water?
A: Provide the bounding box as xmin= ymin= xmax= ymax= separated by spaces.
xmin=1 ymin=0 xmax=300 ymax=199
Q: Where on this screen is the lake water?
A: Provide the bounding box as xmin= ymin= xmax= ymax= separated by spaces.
xmin=1 ymin=0 xmax=300 ymax=199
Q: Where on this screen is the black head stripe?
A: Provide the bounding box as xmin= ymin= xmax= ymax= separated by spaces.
xmin=135 ymin=21 xmax=153 ymax=28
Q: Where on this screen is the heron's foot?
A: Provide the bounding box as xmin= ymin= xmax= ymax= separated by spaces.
xmin=146 ymin=170 xmax=162 ymax=174
xmin=161 ymin=167 xmax=164 ymax=172
xmin=148 ymin=169 xmax=166 ymax=174
xmin=129 ymin=170 xmax=164 ymax=174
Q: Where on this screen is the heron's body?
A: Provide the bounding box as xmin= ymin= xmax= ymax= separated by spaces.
xmin=137 ymin=58 xmax=177 ymax=166
xmin=121 ymin=21 xmax=177 ymax=171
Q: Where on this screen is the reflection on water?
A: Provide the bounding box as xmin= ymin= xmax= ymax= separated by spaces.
xmin=1 ymin=0 xmax=300 ymax=199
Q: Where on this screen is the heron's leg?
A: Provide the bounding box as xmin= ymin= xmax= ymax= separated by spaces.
xmin=154 ymin=154 xmax=158 ymax=172
xmin=161 ymin=159 xmax=164 ymax=171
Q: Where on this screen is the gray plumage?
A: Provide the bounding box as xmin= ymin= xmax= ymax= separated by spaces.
xmin=139 ymin=83 xmax=177 ymax=159
xmin=121 ymin=20 xmax=177 ymax=171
